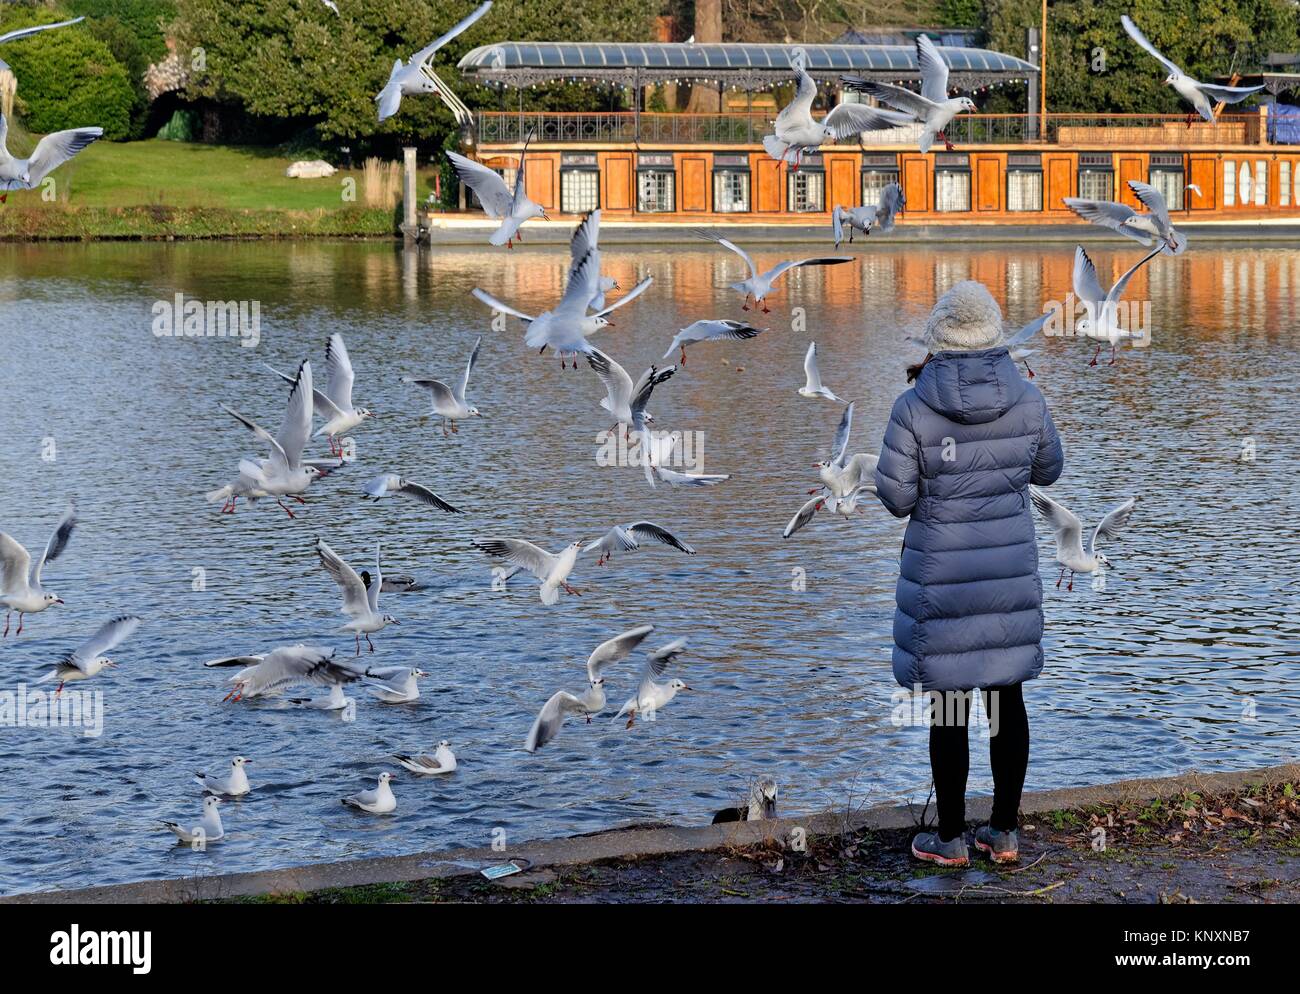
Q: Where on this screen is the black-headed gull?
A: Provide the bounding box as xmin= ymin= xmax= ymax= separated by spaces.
xmin=1064 ymin=184 xmax=1186 ymax=255
xmin=712 ymin=775 xmax=779 ymax=823
xmin=525 ymin=624 xmax=654 ymax=752
xmin=268 ymin=335 xmax=374 ymax=457
xmin=447 ymin=130 xmax=546 ymax=247
xmin=813 ymin=402 xmax=878 ymax=500
xmin=0 ymin=113 xmax=102 ymax=198
xmin=205 ymin=644 xmax=369 ymax=702
xmin=614 ymin=637 xmax=691 ymax=728
xmin=361 ymin=570 xmax=420 ymax=593
xmin=693 ymin=229 xmax=851 ymax=313
xmin=213 ymin=361 xmax=331 ymax=517
xmin=569 ymin=209 xmax=618 ymax=310
xmin=195 ymin=757 xmax=252 ymax=797
xmin=1030 ymin=487 xmax=1137 ymax=591
xmin=1121 ymin=14 xmax=1263 ymax=124
xmin=400 ymin=336 xmax=483 ymax=435
xmin=362 ymin=474 xmax=463 ymax=514
xmin=35 ymin=615 xmax=141 ymax=695
xmin=287 ymin=684 xmax=354 ymax=711
xmin=315 ymin=539 xmax=398 ymax=654
xmin=375 ymin=0 xmax=492 ymax=123
xmin=641 ymin=431 xmax=731 ymax=489
xmin=472 ymin=251 xmax=652 ymax=367
xmin=162 ymin=795 xmax=224 ymax=844
xmin=585 ymin=522 xmax=695 ymax=566
xmin=764 ymin=53 xmax=911 ymax=169
xmin=394 ymin=740 xmax=457 ymax=775
xmin=473 ymin=538 xmax=582 ymax=605
xmin=782 ymin=485 xmax=874 ymax=539
xmin=586 ymin=348 xmax=675 ymax=435
xmin=798 ymin=341 xmax=845 ymax=403
xmin=1000 ymin=312 xmax=1051 ymax=379
xmin=0 ymin=499 xmax=75 ymax=636
xmin=1072 ymin=244 xmax=1161 ymax=365
xmin=342 ymin=772 xmax=397 ymax=814
xmin=840 ymin=35 xmax=977 ymax=152
xmin=833 ymin=182 xmax=905 ymax=247
xmin=662 ymin=319 xmax=763 ymax=366
xmin=365 ymin=665 xmax=428 ymax=704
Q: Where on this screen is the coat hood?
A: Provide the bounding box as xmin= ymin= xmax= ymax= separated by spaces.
xmin=913 ymin=347 xmax=1027 ymax=425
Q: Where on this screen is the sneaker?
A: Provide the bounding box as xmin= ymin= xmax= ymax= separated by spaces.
xmin=973 ymin=825 xmax=1019 ymax=864
xmin=910 ymin=831 xmax=969 ymax=867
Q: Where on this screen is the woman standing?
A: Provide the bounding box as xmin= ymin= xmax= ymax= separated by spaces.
xmin=875 ymin=281 xmax=1064 ymax=866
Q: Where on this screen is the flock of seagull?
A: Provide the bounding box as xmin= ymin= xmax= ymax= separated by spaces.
xmin=2 ymin=5 xmax=1243 ymax=845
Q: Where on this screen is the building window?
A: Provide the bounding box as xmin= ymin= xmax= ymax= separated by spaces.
xmin=1224 ymin=159 xmax=1236 ymax=205
xmin=1254 ymin=159 xmax=1267 ymax=205
xmin=1239 ymin=161 xmax=1252 ymax=205
xmin=1281 ymin=161 xmax=1291 ymax=206
xmin=935 ymin=153 xmax=970 ymax=212
xmin=1078 ymin=153 xmax=1113 ymax=201
xmin=636 ymin=153 xmax=675 ymax=212
xmin=1149 ymin=155 xmax=1184 ymax=211
xmin=560 ymin=154 xmax=599 ymax=214
xmin=1006 ymin=153 xmax=1042 ymax=211
xmin=712 ymin=155 xmax=750 ymax=212
xmin=861 ymin=154 xmax=899 ymax=207
xmin=786 ymin=154 xmax=825 ymax=212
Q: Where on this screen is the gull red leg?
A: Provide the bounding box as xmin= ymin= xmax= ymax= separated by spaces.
xmin=354 ymin=632 xmax=361 ymax=657
xmin=1067 ymin=572 xmax=1075 ymax=592
xmin=366 ymin=633 xmax=376 ymax=653
xmin=1056 ymin=567 xmax=1065 ymax=589
xmin=15 ymin=613 xmax=22 ymax=635
xmin=277 ymin=500 xmax=296 ymax=519
xmin=1088 ymin=345 xmax=1101 ymax=367
xmin=2 ymin=612 xmax=8 ymax=637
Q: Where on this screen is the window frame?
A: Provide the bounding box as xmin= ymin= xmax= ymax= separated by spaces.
xmin=712 ymin=154 xmax=751 ymax=213
xmin=861 ymin=153 xmax=900 ymax=208
xmin=934 ymin=152 xmax=971 ymax=213
xmin=1077 ymin=152 xmax=1114 ymax=202
xmin=559 ymin=153 xmax=601 ymax=215
xmin=635 ymin=153 xmax=676 ymax=213
xmin=786 ymin=154 xmax=826 ymax=213
xmin=1005 ymin=153 xmax=1042 ymax=213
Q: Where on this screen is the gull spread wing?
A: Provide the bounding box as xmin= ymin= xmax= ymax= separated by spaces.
xmin=627 ymin=521 xmax=695 ymax=555
xmin=316 ymin=538 xmax=371 ymax=617
xmin=275 ymin=359 xmax=314 ymax=470
xmin=761 ymin=256 xmax=853 ymax=286
xmin=323 ymin=335 xmax=355 ymax=412
xmin=1030 ymin=487 xmax=1086 ymax=561
xmin=0 ymin=533 xmax=33 ymax=595
xmin=396 ymin=480 xmax=463 ymax=514
xmin=471 ymin=286 xmax=534 ymax=323
xmin=831 ymin=401 xmax=854 ymax=468
xmin=456 ymin=336 xmax=482 ymax=402
xmin=593 ymin=275 xmax=653 ymax=317
xmin=25 ymin=128 xmax=103 ymax=187
xmin=1072 ymin=245 xmax=1106 ymax=306
xmin=837 ymin=77 xmax=934 ymax=118
xmin=776 ymin=65 xmax=818 ymax=130
xmin=525 ymin=690 xmax=585 ymax=752
xmin=473 ymin=538 xmax=557 ymax=580
xmin=822 ymin=103 xmax=912 ymax=140
xmin=915 ymin=34 xmax=950 ymax=104
xmin=783 ymin=495 xmax=824 ymax=539
xmin=447 ymin=150 xmax=514 ymax=218
xmin=69 ymin=615 xmax=141 ymax=670
xmin=1120 ymin=15 xmax=1184 ymax=77
xmin=693 ymin=229 xmax=758 ymax=281
xmin=411 ymin=0 xmax=493 ymax=65
xmin=31 ymin=499 xmax=76 ymax=587
xmin=1003 ymin=312 xmax=1051 ymax=349
xmin=587 ymin=624 xmax=655 ymax=682
xmin=1090 ymin=498 xmax=1137 ymax=553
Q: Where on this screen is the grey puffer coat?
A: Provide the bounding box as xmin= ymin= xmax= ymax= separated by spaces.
xmin=874 ymin=347 xmax=1064 ymax=691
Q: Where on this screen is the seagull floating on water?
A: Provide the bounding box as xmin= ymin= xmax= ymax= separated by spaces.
xmin=342 ymin=772 xmax=397 ymax=814
xmin=394 ymin=740 xmax=457 ymax=775
xmin=195 ymin=757 xmax=251 ymax=797
xmin=840 ymin=35 xmax=977 ymax=152
xmin=400 ymin=336 xmax=483 ymax=435
xmin=316 ymin=539 xmax=399 ymax=654
xmin=694 ymin=229 xmax=851 ymax=313
xmin=162 ymin=795 xmax=223 ymax=844
xmin=35 ymin=615 xmax=141 ymax=695
xmin=365 ymin=666 xmax=428 ymax=704
xmin=525 ymin=624 xmax=654 ymax=752
xmin=0 ymin=499 xmax=75 ymax=636
xmin=1031 ymin=487 xmax=1137 ymax=592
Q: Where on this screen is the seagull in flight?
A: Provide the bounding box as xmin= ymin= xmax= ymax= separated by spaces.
xmin=0 ymin=17 xmax=86 ymax=74
xmin=205 ymin=644 xmax=370 ymax=702
xmin=376 ymin=0 xmax=492 ymax=124
xmin=840 ymin=35 xmax=977 ymax=152
xmin=833 ymin=182 xmax=905 ymax=247
xmin=1030 ymin=488 xmax=1137 ymax=591
xmin=35 ymin=615 xmax=141 ymax=696
xmin=585 ymin=522 xmax=695 ymax=566
xmin=474 ymin=538 xmax=583 ymax=605
xmin=472 ymin=251 xmax=652 ymax=367
xmin=798 ymin=342 xmax=846 ymax=402
xmin=525 ymin=624 xmax=654 ymax=752
xmin=0 ymin=499 xmax=75 ymax=636
xmin=1072 ymin=244 xmax=1161 ymax=365
xmin=1064 ymin=182 xmax=1186 ymax=255
xmin=813 ymin=402 xmax=878 ymax=501
xmin=613 ymin=638 xmax=691 ymax=728
xmin=447 ymin=129 xmax=545 ymax=247
xmin=315 ymin=539 xmax=399 ymax=654
xmin=267 ymin=335 xmax=374 ymax=457
xmin=1121 ymin=14 xmax=1263 ymax=125
xmin=0 ymin=113 xmax=102 ymax=201
xmin=764 ymin=52 xmax=911 ymax=169
xmin=662 ymin=319 xmax=763 ymax=366
xmin=362 ymin=474 xmax=463 ymax=514
xmin=400 ymin=336 xmax=483 ymax=435
xmin=586 ymin=348 xmax=675 ymax=437
xmin=694 ymin=229 xmax=851 ymax=313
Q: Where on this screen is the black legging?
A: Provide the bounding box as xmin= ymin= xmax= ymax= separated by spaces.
xmin=928 ymin=682 xmax=1029 ymax=842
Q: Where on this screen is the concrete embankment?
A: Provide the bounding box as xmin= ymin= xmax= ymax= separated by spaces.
xmin=6 ymin=763 xmax=1296 ymax=905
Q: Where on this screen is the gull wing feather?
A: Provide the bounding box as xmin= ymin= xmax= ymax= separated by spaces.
xmin=587 ymin=624 xmax=655 ymax=682
xmin=316 ymin=538 xmax=371 ymax=617
xmin=915 ymin=34 xmax=950 ymax=104
xmin=456 ymin=336 xmax=482 ymax=401
xmin=593 ymin=275 xmax=653 ymax=317
xmin=24 ymin=128 xmax=103 ymax=186
xmin=471 ymin=286 xmax=534 ymax=322
xmin=447 ymin=150 xmax=514 ymax=217
xmin=411 ymin=0 xmax=493 ymax=65
xmin=831 ymin=401 xmax=854 ymax=468
xmin=1120 ymin=15 xmax=1184 ymax=77
xmin=1090 ymin=498 xmax=1137 ymax=554
xmin=473 ymin=538 xmax=557 ymax=580
xmin=627 ymin=521 xmax=695 ymax=555
xmin=31 ymin=499 xmax=76 ymax=587
xmin=69 ymin=615 xmax=141 ymax=670
xmin=1030 ymin=487 xmax=1086 ymax=561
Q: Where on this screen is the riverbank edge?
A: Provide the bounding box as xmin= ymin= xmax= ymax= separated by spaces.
xmin=4 ymin=211 xmax=1300 ymax=244
xmin=6 ymin=762 xmax=1295 ymax=904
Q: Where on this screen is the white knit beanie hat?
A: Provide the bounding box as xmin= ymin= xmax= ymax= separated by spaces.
xmin=923 ymin=280 xmax=1004 ymax=352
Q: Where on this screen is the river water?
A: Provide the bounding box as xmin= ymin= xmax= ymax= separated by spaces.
xmin=1 ymin=238 xmax=1297 ymax=895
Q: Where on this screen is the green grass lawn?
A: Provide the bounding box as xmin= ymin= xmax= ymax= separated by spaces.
xmin=0 ymin=138 xmax=442 ymax=238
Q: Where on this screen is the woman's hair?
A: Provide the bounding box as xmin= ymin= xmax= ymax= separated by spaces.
xmin=906 ymin=353 xmax=933 ymax=384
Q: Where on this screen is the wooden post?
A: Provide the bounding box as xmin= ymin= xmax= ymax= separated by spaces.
xmin=402 ymin=146 xmax=418 ymax=244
